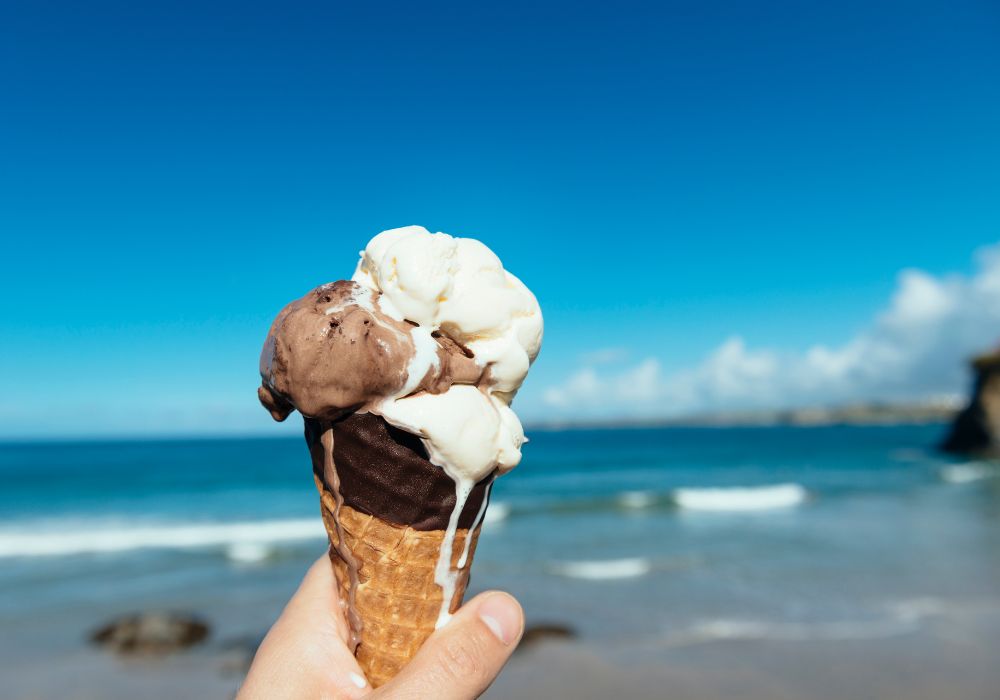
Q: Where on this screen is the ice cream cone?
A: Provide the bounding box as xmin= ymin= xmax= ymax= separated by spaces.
xmin=315 ymin=474 xmax=482 ymax=687
xmin=256 ymin=228 xmax=541 ymax=687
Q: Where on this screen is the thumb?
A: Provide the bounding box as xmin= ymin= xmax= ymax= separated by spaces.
xmin=376 ymin=591 xmax=524 ymax=699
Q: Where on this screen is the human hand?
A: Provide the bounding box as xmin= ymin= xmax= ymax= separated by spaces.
xmin=237 ymin=554 xmax=524 ymax=699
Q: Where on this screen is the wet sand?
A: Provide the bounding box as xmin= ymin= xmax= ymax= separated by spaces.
xmin=6 ymin=605 xmax=1000 ymax=700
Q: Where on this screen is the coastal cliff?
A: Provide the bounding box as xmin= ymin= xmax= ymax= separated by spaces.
xmin=941 ymin=350 xmax=1000 ymax=457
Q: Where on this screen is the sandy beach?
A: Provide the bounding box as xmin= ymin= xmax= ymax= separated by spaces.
xmin=7 ymin=611 xmax=1000 ymax=700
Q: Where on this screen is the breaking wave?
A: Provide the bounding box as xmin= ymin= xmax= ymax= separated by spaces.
xmin=226 ymin=541 xmax=277 ymax=564
xmin=659 ymin=616 xmax=916 ymax=647
xmin=0 ymin=518 xmax=325 ymax=558
xmin=654 ymin=596 xmax=1000 ymax=650
xmin=483 ymin=501 xmax=511 ymax=525
xmin=672 ymin=483 xmax=808 ymax=512
xmin=941 ymin=462 xmax=996 ymax=484
xmin=549 ymin=557 xmax=652 ymax=580
xmin=617 ymin=491 xmax=658 ymax=509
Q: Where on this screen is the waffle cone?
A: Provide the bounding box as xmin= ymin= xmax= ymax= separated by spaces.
xmin=315 ymin=474 xmax=482 ymax=687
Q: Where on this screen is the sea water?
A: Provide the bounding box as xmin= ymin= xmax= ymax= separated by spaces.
xmin=2 ymin=424 xmax=999 ymax=684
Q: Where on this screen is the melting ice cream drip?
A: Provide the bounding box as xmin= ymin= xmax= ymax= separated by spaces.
xmin=323 ymin=283 xmax=375 ymax=316
xmin=433 ymin=478 xmax=493 ymax=628
xmin=320 ymin=426 xmax=363 ymax=652
xmin=459 ymin=481 xmax=492 ymax=570
xmin=434 ymin=478 xmax=473 ymax=628
xmin=395 ymin=324 xmax=439 ymax=400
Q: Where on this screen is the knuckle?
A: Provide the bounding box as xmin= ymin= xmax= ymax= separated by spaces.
xmin=435 ymin=632 xmax=487 ymax=682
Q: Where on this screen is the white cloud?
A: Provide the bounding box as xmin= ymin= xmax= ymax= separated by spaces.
xmin=543 ymin=243 xmax=1000 ymax=417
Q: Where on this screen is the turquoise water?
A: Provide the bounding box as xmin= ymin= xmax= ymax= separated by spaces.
xmin=2 ymin=423 xmax=999 ymax=657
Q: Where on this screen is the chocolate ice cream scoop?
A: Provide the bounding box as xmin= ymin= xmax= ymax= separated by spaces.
xmin=258 ymin=280 xmax=484 ymax=421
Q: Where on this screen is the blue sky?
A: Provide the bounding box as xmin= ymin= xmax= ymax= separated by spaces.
xmin=2 ymin=0 xmax=999 ymax=438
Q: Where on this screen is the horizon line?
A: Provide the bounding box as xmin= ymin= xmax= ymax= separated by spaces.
xmin=0 ymin=411 xmax=955 ymax=446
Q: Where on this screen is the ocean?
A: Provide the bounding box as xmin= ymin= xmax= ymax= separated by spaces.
xmin=3 ymin=423 xmax=1000 ymax=699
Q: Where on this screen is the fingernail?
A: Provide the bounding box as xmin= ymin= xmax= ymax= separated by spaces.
xmin=349 ymin=672 xmax=367 ymax=689
xmin=478 ymin=593 xmax=521 ymax=645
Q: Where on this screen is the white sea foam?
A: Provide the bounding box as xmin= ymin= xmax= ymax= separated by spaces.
xmin=941 ymin=462 xmax=996 ymax=484
xmin=654 ymin=597 xmax=1000 ymax=651
xmin=673 ymin=483 xmax=808 ymax=512
xmin=550 ymin=557 xmax=651 ymax=580
xmin=660 ymin=616 xmax=917 ymax=648
xmin=887 ymin=596 xmax=1000 ymax=621
xmin=618 ymin=491 xmax=657 ymax=509
xmin=226 ymin=542 xmax=275 ymax=564
xmin=483 ymin=501 xmax=511 ymax=525
xmin=887 ymin=597 xmax=953 ymax=621
xmin=0 ymin=519 xmax=325 ymax=558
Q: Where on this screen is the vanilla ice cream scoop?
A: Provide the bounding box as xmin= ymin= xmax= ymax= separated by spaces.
xmin=352 ymin=226 xmax=543 ymax=627
xmin=353 ymin=226 xmax=543 ymax=484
